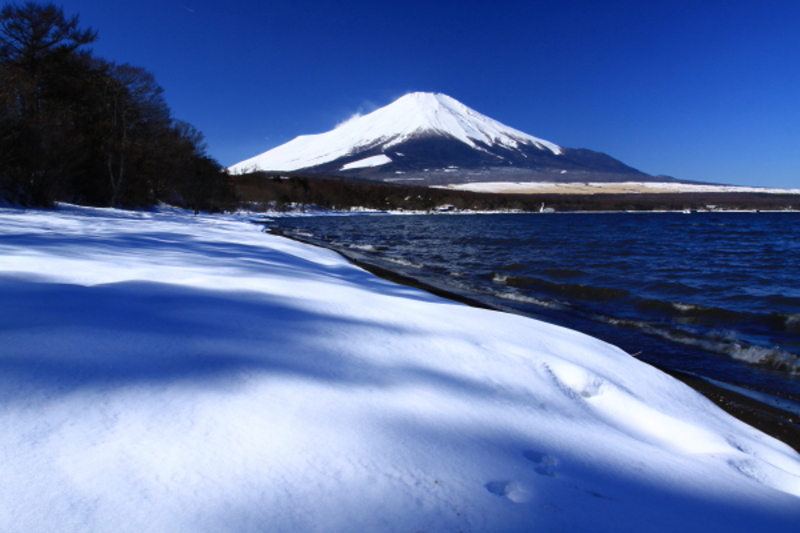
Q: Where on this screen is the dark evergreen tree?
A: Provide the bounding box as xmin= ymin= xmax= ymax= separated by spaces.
xmin=0 ymin=1 xmax=234 ymax=210
xmin=0 ymin=2 xmax=97 ymax=204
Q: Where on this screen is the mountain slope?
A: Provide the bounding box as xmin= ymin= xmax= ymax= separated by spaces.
xmin=229 ymin=92 xmax=659 ymax=185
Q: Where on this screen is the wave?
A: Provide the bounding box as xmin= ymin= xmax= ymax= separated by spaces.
xmin=705 ymin=330 xmax=800 ymax=374
xmin=493 ymin=274 xmax=629 ymax=302
xmin=635 ymin=300 xmax=800 ymax=336
xmin=494 ymin=291 xmax=570 ymax=311
xmin=783 ymin=313 xmax=800 ymax=332
xmin=635 ymin=298 xmax=748 ymax=323
xmin=596 ymin=315 xmax=800 ymax=375
xmin=765 ymin=294 xmax=800 ymax=308
xmin=500 ymin=263 xmax=527 ymax=271
xmin=347 ymin=243 xmax=385 ymax=252
xmin=382 ymin=256 xmax=424 ymax=268
xmin=640 ymin=280 xmax=702 ymax=297
xmin=541 ymin=267 xmax=586 ymax=278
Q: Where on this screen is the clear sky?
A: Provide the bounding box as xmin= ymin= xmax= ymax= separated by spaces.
xmin=60 ymin=0 xmax=800 ymax=187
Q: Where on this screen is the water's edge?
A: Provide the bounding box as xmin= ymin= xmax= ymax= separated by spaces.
xmin=267 ymin=226 xmax=800 ymax=452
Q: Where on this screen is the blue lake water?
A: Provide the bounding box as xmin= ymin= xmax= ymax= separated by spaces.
xmin=268 ymin=212 xmax=800 ymax=398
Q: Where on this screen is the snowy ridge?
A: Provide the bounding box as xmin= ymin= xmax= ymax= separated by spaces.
xmin=2 ymin=205 xmax=800 ymax=532
xmin=229 ymin=92 xmax=563 ymax=173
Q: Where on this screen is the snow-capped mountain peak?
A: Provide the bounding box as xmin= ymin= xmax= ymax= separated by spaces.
xmin=229 ymin=92 xmax=650 ymax=185
xmin=229 ymin=92 xmax=562 ymax=174
xmin=337 ymin=92 xmax=563 ymax=154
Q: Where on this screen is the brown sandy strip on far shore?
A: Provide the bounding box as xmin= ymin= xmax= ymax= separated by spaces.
xmin=268 ymin=227 xmax=800 ymax=453
xmin=439 ymin=182 xmax=800 ymax=195
xmin=447 ymin=182 xmax=693 ymax=194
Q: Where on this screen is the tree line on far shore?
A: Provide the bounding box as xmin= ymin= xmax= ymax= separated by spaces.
xmin=0 ymin=1 xmax=235 ymax=210
xmin=234 ymin=171 xmax=798 ymax=213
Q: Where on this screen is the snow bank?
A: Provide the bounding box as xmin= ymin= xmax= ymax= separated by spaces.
xmin=1 ymin=205 xmax=799 ymax=533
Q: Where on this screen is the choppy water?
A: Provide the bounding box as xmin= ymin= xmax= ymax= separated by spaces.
xmin=268 ymin=212 xmax=800 ymax=398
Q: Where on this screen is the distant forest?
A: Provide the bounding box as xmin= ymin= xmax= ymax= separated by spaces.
xmin=0 ymin=2 xmax=235 ymax=210
xmin=235 ymin=172 xmax=799 ymax=213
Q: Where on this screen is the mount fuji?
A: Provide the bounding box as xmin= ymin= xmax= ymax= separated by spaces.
xmin=229 ymin=92 xmax=666 ymax=186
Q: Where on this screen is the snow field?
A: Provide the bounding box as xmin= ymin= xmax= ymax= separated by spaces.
xmin=1 ymin=205 xmax=799 ymax=532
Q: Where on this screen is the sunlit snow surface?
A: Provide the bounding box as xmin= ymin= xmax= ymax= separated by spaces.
xmin=1 ymin=205 xmax=799 ymax=533
xmin=228 ymin=92 xmax=562 ymax=173
xmin=341 ymin=154 xmax=393 ymax=170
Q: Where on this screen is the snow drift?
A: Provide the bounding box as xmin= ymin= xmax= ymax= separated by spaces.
xmin=1 ymin=205 xmax=799 ymax=533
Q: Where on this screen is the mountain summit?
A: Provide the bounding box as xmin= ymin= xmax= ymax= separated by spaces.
xmin=229 ymin=92 xmax=659 ymax=185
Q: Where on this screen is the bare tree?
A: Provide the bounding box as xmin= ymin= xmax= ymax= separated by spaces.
xmin=99 ymin=63 xmax=170 ymax=206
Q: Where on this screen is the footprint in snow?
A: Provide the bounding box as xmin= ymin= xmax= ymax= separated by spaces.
xmin=485 ymin=480 xmax=531 ymax=503
xmin=523 ymin=450 xmax=559 ymax=477
xmin=728 ymin=458 xmax=766 ymax=483
xmin=542 ymin=363 xmax=608 ymax=400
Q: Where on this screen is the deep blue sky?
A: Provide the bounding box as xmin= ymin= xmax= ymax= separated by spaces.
xmin=62 ymin=0 xmax=800 ymax=187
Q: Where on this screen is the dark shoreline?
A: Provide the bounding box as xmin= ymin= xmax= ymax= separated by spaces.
xmin=269 ymin=228 xmax=800 ymax=453
xmin=235 ymin=171 xmax=800 ymax=213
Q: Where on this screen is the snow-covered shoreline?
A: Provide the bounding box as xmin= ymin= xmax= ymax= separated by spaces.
xmin=2 ymin=205 xmax=799 ymax=532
